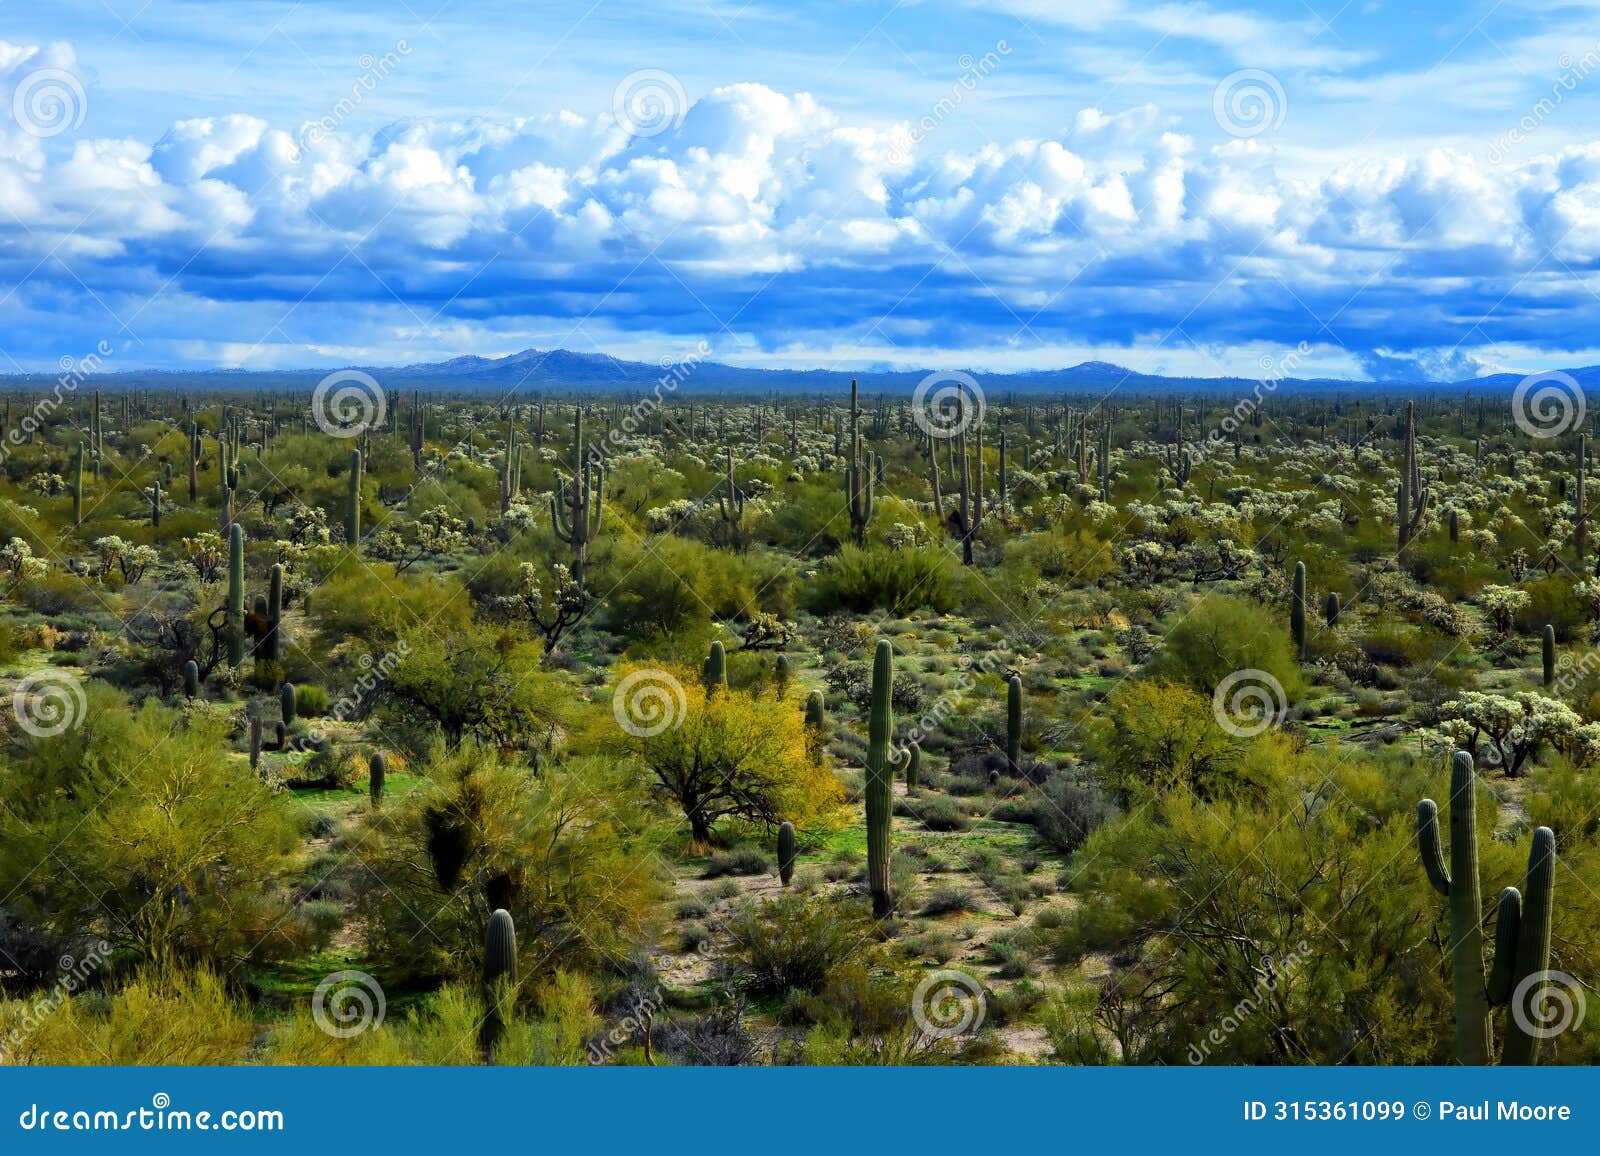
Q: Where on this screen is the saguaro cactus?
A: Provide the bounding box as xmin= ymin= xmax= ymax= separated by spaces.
xmin=1291 ymin=560 xmax=1307 ymax=659
xmin=226 ymin=523 xmax=245 ymax=666
xmin=346 ymin=448 xmax=363 ymax=547
xmin=703 ymin=640 xmax=727 ymax=691
xmin=550 ymin=408 xmax=604 ymax=586
xmin=1497 ymin=826 xmax=1557 ymax=1065
xmin=904 ymin=740 xmax=921 ymax=792
xmin=1578 ymin=434 xmax=1589 ymax=567
xmin=249 ymin=715 xmax=262 ymax=769
xmin=183 ymin=658 xmax=200 ymax=699
xmin=369 ymin=751 xmax=386 ymax=809
xmin=264 ymin=563 xmax=284 ymax=662
xmin=1398 ymin=401 xmax=1430 ymax=550
xmin=1418 ymin=751 xmax=1491 ymax=1064
xmin=481 ymin=908 xmax=518 ymax=1059
xmin=777 ymin=821 xmax=797 ymax=887
xmin=1543 ymin=624 xmax=1556 ymax=688
xmin=865 ymin=640 xmax=907 ymax=917
xmin=844 ymin=380 xmax=876 ymax=546
xmin=281 ymin=681 xmax=298 ymax=725
xmin=1325 ymin=591 xmax=1340 ymax=628
xmin=1417 ymin=752 xmax=1561 ymax=1065
xmin=1006 ymin=673 xmax=1023 ymax=773
xmin=72 ymin=442 xmax=84 ymax=526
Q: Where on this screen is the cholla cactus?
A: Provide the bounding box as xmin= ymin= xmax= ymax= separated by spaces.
xmin=0 ymin=537 xmax=48 ymax=593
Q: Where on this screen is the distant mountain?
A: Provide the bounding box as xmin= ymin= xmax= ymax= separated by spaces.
xmin=0 ymin=348 xmax=1568 ymax=396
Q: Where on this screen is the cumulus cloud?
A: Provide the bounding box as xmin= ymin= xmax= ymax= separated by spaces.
xmin=4 ymin=38 xmax=1600 ymax=375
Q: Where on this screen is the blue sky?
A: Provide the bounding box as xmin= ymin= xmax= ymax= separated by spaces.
xmin=5 ymin=0 xmax=1600 ymax=378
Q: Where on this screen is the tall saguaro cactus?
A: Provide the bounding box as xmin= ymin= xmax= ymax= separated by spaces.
xmin=1497 ymin=827 xmax=1557 ymax=1065
xmin=1418 ymin=751 xmax=1562 ymax=1065
xmin=226 ymin=523 xmax=245 ymax=666
xmin=71 ymin=442 xmax=85 ymax=526
xmin=865 ymin=640 xmax=908 ymax=917
xmin=844 ymin=379 xmax=876 ymax=546
xmin=1291 ymin=560 xmax=1307 ymax=659
xmin=346 ymin=448 xmax=363 ymax=548
xmin=1398 ymin=401 xmax=1430 ymax=550
xmin=264 ymin=563 xmax=284 ymax=662
xmin=550 ymin=408 xmax=604 ymax=586
xmin=1417 ymin=751 xmax=1491 ymax=1064
xmin=1577 ymin=434 xmax=1588 ymax=567
xmin=1005 ymin=673 xmax=1023 ymax=773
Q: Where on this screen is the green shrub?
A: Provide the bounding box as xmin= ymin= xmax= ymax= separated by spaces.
xmin=1034 ymin=777 xmax=1117 ymax=854
xmin=295 ymin=684 xmax=331 ymax=717
xmin=728 ymin=893 xmax=868 ymax=994
xmin=807 ymin=545 xmax=955 ymax=616
xmin=1147 ymin=593 xmax=1304 ymax=702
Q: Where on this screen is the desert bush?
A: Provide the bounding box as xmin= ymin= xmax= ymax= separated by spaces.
xmin=356 ymin=744 xmax=666 ymax=984
xmin=1146 ymin=593 xmax=1303 ymax=703
xmin=807 ymin=545 xmax=955 ymax=616
xmin=1034 ymin=777 xmax=1118 ymax=855
xmin=728 ymin=893 xmax=870 ymax=995
xmin=0 ymin=687 xmax=303 ymax=969
xmin=613 ymin=667 xmax=843 ymax=842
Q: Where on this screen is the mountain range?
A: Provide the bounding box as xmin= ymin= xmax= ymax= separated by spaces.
xmin=0 ymin=348 xmax=1585 ymax=396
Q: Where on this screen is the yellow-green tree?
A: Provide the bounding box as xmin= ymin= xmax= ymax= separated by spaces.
xmin=615 ymin=667 xmax=844 ymax=842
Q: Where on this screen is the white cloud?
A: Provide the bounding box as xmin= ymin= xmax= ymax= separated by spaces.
xmin=8 ymin=39 xmax=1600 ymax=373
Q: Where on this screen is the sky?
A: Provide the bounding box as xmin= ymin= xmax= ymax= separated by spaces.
xmin=5 ymin=0 xmax=1600 ymax=379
